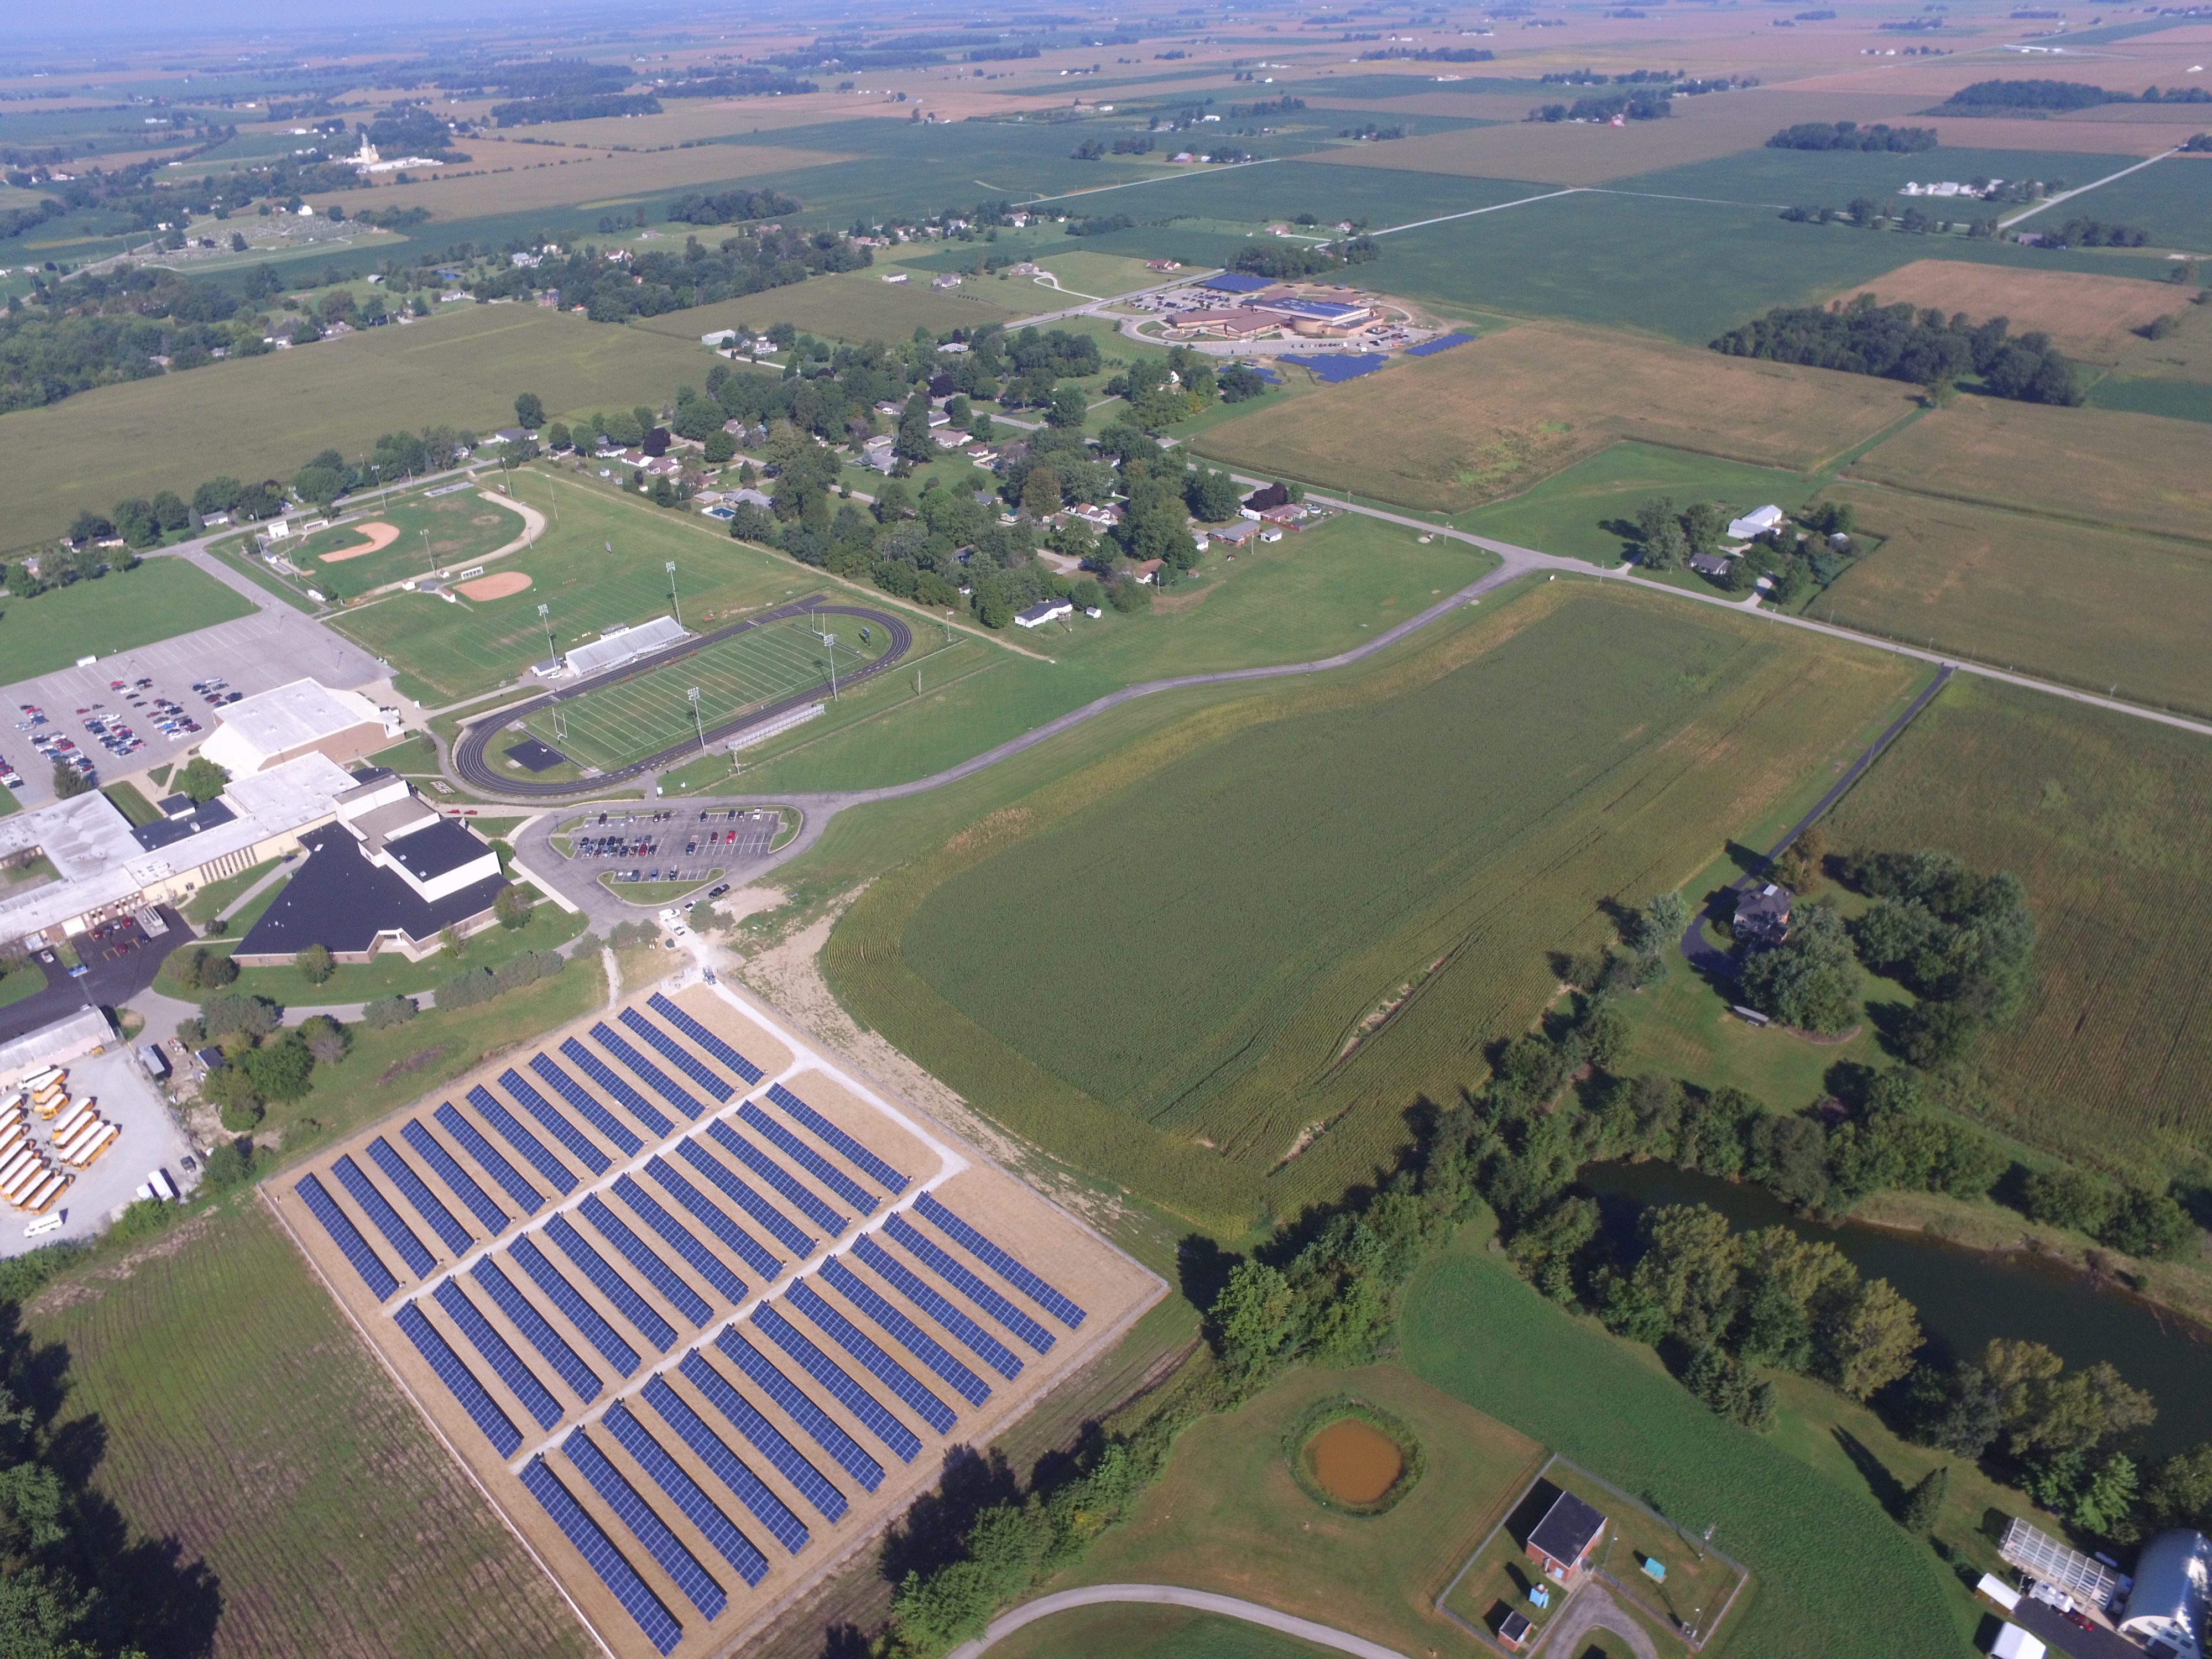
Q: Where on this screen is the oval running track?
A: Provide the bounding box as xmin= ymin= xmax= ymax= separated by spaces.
xmin=942 ymin=1583 xmax=1415 ymax=1659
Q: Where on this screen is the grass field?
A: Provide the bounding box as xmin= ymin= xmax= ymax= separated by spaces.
xmin=826 ymin=581 xmax=1925 ymax=1227
xmin=0 ymin=557 xmax=255 ymax=679
xmin=1191 ymin=322 xmax=1919 ymax=513
xmin=24 ymin=1196 xmax=592 ymax=1659
xmin=1824 ymin=675 xmax=2212 ymax=1172
xmin=987 ymin=1605 xmax=1344 ymax=1659
xmin=294 ymin=489 xmax=530 ymax=601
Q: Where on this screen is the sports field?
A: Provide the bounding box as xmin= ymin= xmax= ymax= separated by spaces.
xmin=294 ymin=489 xmax=532 ymax=601
xmin=0 ymin=556 xmax=255 ymax=680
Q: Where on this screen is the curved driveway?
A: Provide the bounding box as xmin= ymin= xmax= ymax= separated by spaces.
xmin=942 ymin=1583 xmax=1413 ymax=1659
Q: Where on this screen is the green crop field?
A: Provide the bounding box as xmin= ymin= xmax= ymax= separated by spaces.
xmin=25 ymin=1197 xmax=592 ymax=1659
xmin=0 ymin=556 xmax=255 ymax=678
xmin=290 ymin=488 xmax=531 ymax=601
xmin=2037 ymin=153 xmax=2212 ymax=253
xmin=1613 ymin=146 xmax=2147 ymax=212
xmin=1824 ymin=675 xmax=2212 ymax=1172
xmin=1460 ymin=442 xmax=1827 ymax=565
xmin=826 ymin=581 xmax=1924 ymax=1228
xmin=987 ymin=1606 xmax=1344 ymax=1659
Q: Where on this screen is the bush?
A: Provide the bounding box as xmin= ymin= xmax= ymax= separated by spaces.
xmin=240 ymin=1036 xmax=315 ymax=1103
xmin=361 ymin=994 xmax=416 ymax=1030
xmin=200 ymin=1135 xmax=267 ymax=1194
xmin=170 ymin=945 xmax=238 ymax=993
xmin=493 ymin=884 xmax=534 ymax=930
xmin=2099 ymin=1187 xmax=2198 ymax=1259
xmin=199 ymin=992 xmax=279 ymax=1044
xmin=294 ymin=943 xmax=335 ymax=984
xmin=2023 ymin=1167 xmax=2112 ymax=1234
xmin=204 ymin=1067 xmax=264 ymax=1131
xmin=300 ymin=1014 xmax=350 ymax=1065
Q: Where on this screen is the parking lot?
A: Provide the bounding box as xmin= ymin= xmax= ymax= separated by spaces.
xmin=567 ymin=807 xmax=778 ymax=885
xmin=0 ymin=1047 xmax=197 ymax=1258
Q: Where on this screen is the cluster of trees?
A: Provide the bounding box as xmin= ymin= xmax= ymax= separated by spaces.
xmin=1768 ymin=120 xmax=1937 ymax=152
xmin=1780 ymin=198 xmax=2000 ymax=238
xmin=1934 ymin=77 xmax=2210 ymax=112
xmin=1527 ymin=89 xmax=1674 ymax=122
xmin=520 ymin=226 xmax=870 ymax=325
xmin=1359 ymin=44 xmax=1496 ymax=60
xmin=2033 ymin=216 xmax=2151 ymax=249
xmin=0 ymin=265 xmax=261 ymax=412
xmin=491 ymin=92 xmax=661 ymax=124
xmin=1229 ymin=96 xmax=1306 ymax=117
xmin=1228 ymin=235 xmax=1379 ymax=279
xmin=431 ymin=946 xmax=566 ymax=1011
xmin=2020 ymin=1168 xmax=2198 ymax=1260
xmin=362 ymin=102 xmax=470 ymax=159
xmin=1711 ymin=294 xmax=2082 ymax=405
xmin=660 ymin=69 xmax=819 ymax=98
xmin=1062 ymin=211 xmax=1135 ymax=233
xmin=1844 ymin=847 xmax=2037 ymax=1057
xmin=174 ymin=991 xmax=337 ymax=1131
xmin=665 ymin=188 xmax=801 ymax=226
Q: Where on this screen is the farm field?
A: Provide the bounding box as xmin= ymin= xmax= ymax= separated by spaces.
xmin=293 ymin=489 xmax=532 ymax=601
xmin=2037 ymin=152 xmax=2212 ymax=252
xmin=1825 ymin=258 xmax=2196 ymax=364
xmin=985 ymin=1605 xmax=1345 ymax=1659
xmin=1191 ymin=321 xmax=1918 ymax=513
xmin=25 ymin=1196 xmax=593 ymax=1659
xmin=1823 ymin=675 xmax=2212 ymax=1172
xmin=0 ymin=556 xmax=255 ymax=679
xmin=646 ymin=265 xmax=1036 ymax=349
xmin=1459 ymin=442 xmax=1822 ymax=566
xmin=827 ymin=582 xmax=1925 ymax=1226
xmin=1611 ymin=144 xmax=2154 ymax=210
xmin=335 ymin=138 xmax=856 ymax=221
xmin=1813 ymin=482 xmax=2212 ymax=717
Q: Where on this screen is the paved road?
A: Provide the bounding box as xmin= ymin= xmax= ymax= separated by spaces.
xmin=1545 ymin=1585 xmax=1663 ymax=1659
xmin=943 ymin=1583 xmax=1412 ymax=1659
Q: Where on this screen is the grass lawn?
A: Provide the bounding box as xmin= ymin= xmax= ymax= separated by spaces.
xmin=101 ymin=780 xmax=161 ymax=827
xmin=987 ymin=1605 xmax=1345 ymax=1659
xmin=0 ymin=559 xmax=254 ymax=677
xmin=0 ymin=958 xmax=48 ymax=1008
xmin=600 ymin=873 xmax=721 ymax=906
xmin=181 ymin=857 xmax=281 ymax=926
xmin=159 ymin=901 xmax=584 ymax=1005
xmin=0 ymin=781 xmax=18 ymax=816
xmin=208 ymin=540 xmax=321 ymax=613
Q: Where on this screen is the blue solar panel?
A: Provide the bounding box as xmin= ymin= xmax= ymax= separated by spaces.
xmin=643 ymin=1156 xmax=782 ymax=1280
xmin=749 ymin=1306 xmax=921 ymax=1463
xmin=765 ymin=1083 xmax=908 ymax=1194
xmin=1199 ymin=270 xmax=1272 ymax=294
xmin=509 ymin=1238 xmax=639 ymax=1378
xmin=648 ymin=992 xmax=763 ymax=1083
xmin=395 ymin=1301 xmax=520 ymax=1457
xmin=605 ymin=1400 xmax=768 ymax=1585
xmin=332 ymin=1155 xmax=435 ymax=1277
xmin=1279 ymin=352 xmax=1389 ymax=384
xmin=580 ymin=1194 xmax=711 ymax=1327
xmin=620 ymin=1006 xmax=735 ymax=1102
xmin=820 ymin=1258 xmax=990 ymax=1406
xmin=520 ymin=1456 xmax=683 ymax=1656
xmin=432 ymin=1279 xmax=562 ymax=1430
xmin=735 ymin=1103 xmax=877 ymax=1214
xmin=1405 ymin=330 xmax=1477 ymax=357
xmin=853 ymin=1234 xmax=1024 ymax=1379
xmin=881 ymin=1213 xmax=1054 ymax=1355
xmin=613 ymin=1175 xmax=748 ymax=1305
xmin=915 ymin=1191 xmax=1088 ymax=1329
xmin=525 ymin=1057 xmax=640 ymax=1159
xmin=500 ymin=1068 xmax=614 ymax=1175
xmin=641 ymin=1374 xmax=810 ymax=1556
xmin=592 ymin=1021 xmax=707 ymax=1120
xmin=560 ymin=1036 xmax=673 ymax=1137
xmin=471 ymin=1259 xmax=602 ymax=1404
xmin=711 ymin=1330 xmax=883 ymax=1495
xmin=466 ymin=1084 xmax=576 ymax=1195
xmin=672 ymin=1354 xmax=846 ymax=1526
xmin=401 ymin=1119 xmax=509 ymax=1237
xmin=674 ymin=1140 xmax=813 ymax=1256
xmin=367 ymin=1136 xmax=472 ymax=1254
xmin=565 ymin=1427 xmax=727 ymax=1621
xmin=786 ymin=1282 xmax=956 ymax=1434
xmin=545 ymin=1215 xmax=677 ymax=1353
xmin=432 ymin=1103 xmax=542 ymax=1217
xmin=1251 ymin=363 xmax=1283 ymax=383
xmin=296 ymin=1174 xmax=398 ymax=1300
xmin=706 ymin=1120 xmax=846 ymax=1235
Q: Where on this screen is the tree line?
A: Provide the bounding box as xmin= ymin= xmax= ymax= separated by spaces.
xmin=1933 ymin=77 xmax=2211 ymax=112
xmin=1768 ymin=120 xmax=1936 ymax=152
xmin=1711 ymin=293 xmax=2081 ymax=404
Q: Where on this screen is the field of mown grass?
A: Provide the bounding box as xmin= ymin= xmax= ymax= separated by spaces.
xmin=25 ymin=1196 xmax=592 ymax=1659
xmin=826 ymin=582 xmax=1924 ymax=1228
xmin=1823 ymin=675 xmax=2212 ymax=1172
xmin=0 ymin=556 xmax=254 ymax=679
xmin=987 ymin=1605 xmax=1344 ymax=1659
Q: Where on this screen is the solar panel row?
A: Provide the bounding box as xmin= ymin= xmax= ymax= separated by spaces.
xmin=546 ymin=1215 xmax=677 ymax=1353
xmin=432 ymin=1279 xmax=562 ymax=1430
xmin=881 ymin=1213 xmax=1055 ymax=1355
xmin=433 ymin=1103 xmax=544 ymax=1217
xmin=619 ymin=1005 xmax=735 ymax=1102
xmin=604 ymin=1400 xmax=768 ymax=1586
xmin=581 ymin=1195 xmax=711 ymax=1328
xmin=561 ymin=1037 xmax=673 ymax=1138
xmin=644 ymin=1155 xmax=783 ymax=1280
xmin=296 ymin=1174 xmax=398 ymax=1300
xmin=521 ymin=1455 xmax=684 ymax=1656
xmin=565 ymin=1427 xmax=728 ymax=1621
xmin=332 ymin=1154 xmax=434 ymax=1277
xmin=471 ymin=1258 xmax=603 ymax=1404
xmin=673 ymin=1351 xmax=847 ymax=1524
xmin=712 ymin=1329 xmax=884 ymax=1494
xmin=674 ymin=1139 xmax=814 ymax=1257
xmin=510 ymin=1237 xmax=641 ymax=1377
xmin=465 ymin=1084 xmax=577 ymax=1196
xmin=852 ymin=1234 xmax=1023 ymax=1380
xmin=765 ymin=1083 xmax=909 ymax=1195
xmin=638 ymin=1376 xmax=810 ymax=1557
xmin=915 ymin=1191 xmax=1087 ymax=1329
xmin=735 ymin=1102 xmax=878 ymax=1214
xmin=401 ymin=1117 xmax=511 ymax=1238
xmin=527 ymin=1056 xmax=642 ymax=1159
xmin=368 ymin=1136 xmax=473 ymax=1255
xmin=705 ymin=1119 xmax=846 ymax=1235
xmin=499 ymin=1068 xmax=614 ymax=1175
xmin=614 ymin=1174 xmax=748 ymax=1305
xmin=591 ymin=1022 xmax=707 ymax=1120
xmin=396 ymin=1301 xmax=520 ymax=1457
xmin=819 ymin=1259 xmax=990 ymax=1407
xmin=750 ymin=1305 xmax=922 ymax=1463
xmin=647 ymin=992 xmax=764 ymax=1083
xmin=787 ymin=1282 xmax=957 ymax=1435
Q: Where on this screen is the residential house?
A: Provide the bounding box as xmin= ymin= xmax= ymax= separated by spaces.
xmin=1733 ymin=883 xmax=1792 ymax=947
xmin=1014 ymin=598 xmax=1073 ymax=629
xmin=1688 ymin=551 xmax=1732 ymax=578
xmin=931 ymin=273 xmax=962 ymax=290
xmin=1066 ymin=502 xmax=1122 ymax=531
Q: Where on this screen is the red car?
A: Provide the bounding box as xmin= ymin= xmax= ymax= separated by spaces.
xmin=2063 ymin=1611 xmax=2096 ymax=1634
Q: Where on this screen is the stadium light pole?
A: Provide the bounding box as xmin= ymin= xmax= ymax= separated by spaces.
xmin=538 ymin=602 xmax=554 ymax=661
xmin=688 ymin=686 xmax=705 ymax=752
xmin=420 ymin=528 xmax=433 ymax=578
xmin=824 ymin=633 xmax=838 ymax=699
xmin=666 ymin=560 xmax=681 ymax=626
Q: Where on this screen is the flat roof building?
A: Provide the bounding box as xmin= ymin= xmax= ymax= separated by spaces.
xmin=200 ymin=679 xmax=398 ymax=777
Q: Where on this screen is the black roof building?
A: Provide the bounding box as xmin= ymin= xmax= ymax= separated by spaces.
xmin=1734 ymin=883 xmax=1793 ymax=947
xmin=236 ymin=826 xmax=505 ymax=957
xmin=1526 ymin=1490 xmax=1607 ymax=1577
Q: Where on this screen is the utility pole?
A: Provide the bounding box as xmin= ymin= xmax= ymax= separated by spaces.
xmin=666 ymin=560 xmax=681 ymax=626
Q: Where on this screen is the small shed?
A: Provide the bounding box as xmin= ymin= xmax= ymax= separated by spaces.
xmin=1526 ymin=1490 xmax=1607 ymax=1582
xmin=1497 ymin=1611 xmax=1534 ymax=1651
xmin=1989 ymin=1625 xmax=2046 ymax=1659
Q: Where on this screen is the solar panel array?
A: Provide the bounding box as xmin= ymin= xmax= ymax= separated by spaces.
xmin=645 ymin=1155 xmax=783 ymax=1279
xmin=396 ymin=1301 xmax=521 ymax=1457
xmin=640 ymin=1375 xmax=812 ymax=1557
xmin=914 ymin=1191 xmax=1088 ymax=1329
xmin=565 ymin=1427 xmax=728 ymax=1620
xmin=820 ymin=1258 xmax=990 ymax=1407
xmin=561 ymin=1036 xmax=673 ymax=1136
xmin=648 ymin=992 xmax=764 ymax=1082
xmin=706 ymin=1119 xmax=846 ymax=1235
xmin=472 ymin=1258 xmax=602 ymax=1404
xmin=433 ymin=1279 xmax=562 ymax=1430
xmin=766 ymin=1083 xmax=909 ymax=1195
xmin=736 ymin=1102 xmax=878 ymax=1214
xmin=499 ymin=1069 xmax=613 ymax=1175
xmin=333 ymin=1154 xmax=435 ymax=1276
xmin=296 ymin=1174 xmax=398 ymax=1300
xmin=434 ymin=1102 xmax=544 ymax=1217
xmin=620 ymin=1005 xmax=735 ymax=1101
xmin=787 ymin=1282 xmax=957 ymax=1434
xmin=674 ymin=1352 xmax=847 ymax=1524
xmin=368 ymin=1136 xmax=473 ymax=1254
xmin=512 ymin=1237 xmax=640 ymax=1377
xmin=592 ymin=1022 xmax=708 ymax=1120
xmin=521 ymin=1456 xmax=684 ymax=1657
xmin=615 ymin=1174 xmax=749 ymax=1303
xmin=466 ymin=1084 xmax=577 ymax=1195
xmin=547 ymin=1214 xmax=677 ymax=1353
xmin=529 ymin=1055 xmax=643 ymax=1157
xmin=1404 ymin=331 xmax=1477 ymax=357
xmin=582 ymin=1195 xmax=712 ymax=1328
xmin=852 ymin=1234 xmax=1024 ymax=1380
xmin=674 ymin=1139 xmax=813 ymax=1256
xmin=881 ymin=1213 xmax=1054 ymax=1354
xmin=712 ymin=1329 xmax=883 ymax=1495
xmin=402 ymin=1118 xmax=510 ymax=1236
xmin=751 ymin=1304 xmax=922 ymax=1463
xmin=606 ymin=1400 xmax=768 ymax=1584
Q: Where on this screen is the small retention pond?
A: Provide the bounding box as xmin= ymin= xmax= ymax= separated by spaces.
xmin=1307 ymin=1418 xmax=1405 ymax=1505
xmin=1578 ymin=1161 xmax=2212 ymax=1458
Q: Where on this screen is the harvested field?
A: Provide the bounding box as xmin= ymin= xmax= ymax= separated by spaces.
xmin=459 ymin=569 xmax=534 ymax=599
xmin=1846 ymin=398 xmax=2212 ymax=546
xmin=317 ymin=520 xmax=401 ymax=562
xmin=347 ymin=141 xmax=854 ymax=220
xmin=1192 ymin=321 xmax=1918 ymax=513
xmin=1830 ymin=259 xmax=2195 ymax=363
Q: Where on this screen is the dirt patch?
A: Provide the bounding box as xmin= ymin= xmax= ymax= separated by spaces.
xmin=457 ymin=569 xmax=533 ymax=599
xmin=1308 ymin=1417 xmax=1405 ymax=1505
xmin=1833 ymin=259 xmax=2194 ymax=363
xmin=317 ymin=521 xmax=401 ymax=563
xmin=28 ymin=1211 xmax=220 ymax=1315
xmin=375 ymin=1044 xmax=453 ymax=1086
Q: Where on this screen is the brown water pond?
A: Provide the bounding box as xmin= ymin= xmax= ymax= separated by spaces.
xmin=1307 ymin=1417 xmax=1404 ymax=1505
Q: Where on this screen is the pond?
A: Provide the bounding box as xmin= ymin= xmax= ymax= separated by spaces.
xmin=1307 ymin=1417 xmax=1405 ymax=1505
xmin=1577 ymin=1160 xmax=2212 ymax=1458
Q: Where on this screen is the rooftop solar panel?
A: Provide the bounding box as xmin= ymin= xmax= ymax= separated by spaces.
xmin=915 ymin=1191 xmax=1087 ymax=1329
xmin=1199 ymin=270 xmax=1272 ymax=294
xmin=367 ymin=1136 xmax=473 ymax=1255
xmin=643 ymin=1156 xmax=782 ymax=1280
xmin=640 ymin=1375 xmax=810 ymax=1556
xmin=786 ymin=1282 xmax=956 ymax=1434
xmin=705 ymin=1120 xmax=846 ymax=1235
xmin=400 ymin=1118 xmax=510 ymax=1237
xmin=432 ymin=1279 xmax=563 ymax=1430
xmin=820 ymin=1258 xmax=990 ymax=1406
xmin=619 ymin=1006 xmax=735 ymax=1102
xmin=545 ymin=1215 xmax=677 ymax=1353
xmin=673 ymin=1139 xmax=813 ymax=1257
xmin=591 ymin=1022 xmax=707 ymax=1120
xmin=881 ymin=1213 xmax=1054 ymax=1355
xmin=613 ymin=1174 xmax=747 ymax=1305
xmin=396 ymin=1301 xmax=520 ymax=1457
xmin=749 ymin=1305 xmax=921 ymax=1463
xmin=671 ymin=1353 xmax=847 ymax=1525
xmin=432 ymin=1102 xmax=544 ymax=1217
xmin=296 ymin=1173 xmax=398 ymax=1300
xmin=648 ymin=992 xmax=764 ymax=1083
xmin=332 ymin=1154 xmax=435 ymax=1277
xmin=560 ymin=1037 xmax=673 ymax=1137
xmin=466 ymin=1084 xmax=576 ymax=1195
xmin=604 ymin=1400 xmax=768 ymax=1585
xmin=520 ymin=1456 xmax=683 ymax=1656
xmin=499 ymin=1067 xmax=614 ymax=1175
xmin=509 ymin=1238 xmax=640 ymax=1377
xmin=712 ymin=1329 xmax=884 ymax=1493
xmin=580 ymin=1194 xmax=711 ymax=1327
xmin=470 ymin=1258 xmax=602 ymax=1404
xmin=735 ymin=1102 xmax=878 ymax=1214
xmin=564 ymin=1427 xmax=728 ymax=1621
xmin=526 ymin=1056 xmax=641 ymax=1159
xmin=853 ymin=1234 xmax=1023 ymax=1379
xmin=765 ymin=1083 xmax=909 ymax=1195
